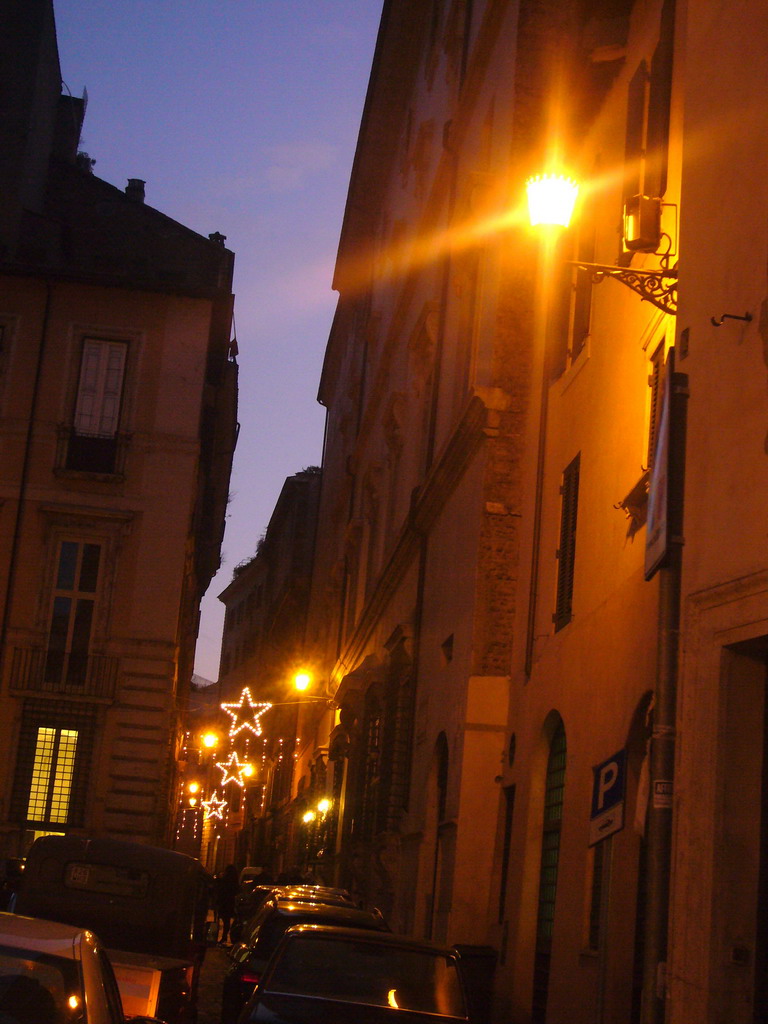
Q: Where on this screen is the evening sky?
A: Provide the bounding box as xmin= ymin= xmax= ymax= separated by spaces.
xmin=53 ymin=0 xmax=384 ymax=679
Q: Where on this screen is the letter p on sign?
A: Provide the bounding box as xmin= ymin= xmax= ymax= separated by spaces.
xmin=597 ymin=761 xmax=618 ymax=811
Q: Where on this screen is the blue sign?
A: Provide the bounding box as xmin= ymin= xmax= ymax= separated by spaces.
xmin=589 ymin=749 xmax=626 ymax=846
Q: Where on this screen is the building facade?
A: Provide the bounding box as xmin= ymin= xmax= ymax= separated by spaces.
xmin=295 ymin=1 xmax=768 ymax=1023
xmin=0 ymin=0 xmax=237 ymax=855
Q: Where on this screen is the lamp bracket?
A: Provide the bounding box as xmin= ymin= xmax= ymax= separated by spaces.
xmin=710 ymin=311 xmax=752 ymax=328
xmin=569 ymin=258 xmax=678 ymax=315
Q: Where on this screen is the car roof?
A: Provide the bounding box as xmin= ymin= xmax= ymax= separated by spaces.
xmin=0 ymin=912 xmax=90 ymax=960
xmin=280 ymin=923 xmax=458 ymax=955
xmin=270 ymin=900 xmax=384 ymax=923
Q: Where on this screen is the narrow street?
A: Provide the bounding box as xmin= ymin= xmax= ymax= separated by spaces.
xmin=197 ymin=945 xmax=230 ymax=1024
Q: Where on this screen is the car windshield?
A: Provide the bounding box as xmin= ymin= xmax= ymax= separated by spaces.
xmin=0 ymin=945 xmax=84 ymax=1024
xmin=265 ymin=936 xmax=467 ymax=1018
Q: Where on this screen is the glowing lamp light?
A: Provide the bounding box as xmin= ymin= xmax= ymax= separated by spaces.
xmin=188 ymin=797 xmax=197 ymax=807
xmin=526 ymin=173 xmax=579 ymax=228
xmin=317 ymin=798 xmax=330 ymax=815
xmin=187 ymin=781 xmax=200 ymax=794
xmin=294 ymin=671 xmax=312 ymax=692
xmin=302 ymin=810 xmax=316 ymax=824
xmin=68 ymin=995 xmax=81 ymax=1010
xmin=202 ymin=732 xmax=218 ymax=749
xmin=242 ymin=763 xmax=254 ymax=778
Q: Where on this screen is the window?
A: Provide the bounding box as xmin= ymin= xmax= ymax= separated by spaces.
xmin=554 ymin=455 xmax=580 ymax=632
xmin=26 ymin=727 xmax=78 ymax=823
xmin=10 ymin=700 xmax=96 ymax=828
xmin=621 ymin=4 xmax=673 ymax=256
xmin=498 ymin=784 xmax=516 ymax=924
xmin=66 ymin=338 xmax=127 ymax=473
xmin=532 ymin=721 xmax=567 ymax=1023
xmin=45 ymin=541 xmax=101 ymax=688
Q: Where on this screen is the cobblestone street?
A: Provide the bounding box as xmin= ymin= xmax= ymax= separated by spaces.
xmin=197 ymin=945 xmax=230 ymax=1024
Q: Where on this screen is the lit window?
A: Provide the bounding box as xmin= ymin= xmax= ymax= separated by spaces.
xmin=10 ymin=700 xmax=95 ymax=828
xmin=26 ymin=727 xmax=79 ymax=823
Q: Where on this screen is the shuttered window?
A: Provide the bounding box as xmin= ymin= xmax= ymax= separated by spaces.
xmin=532 ymin=721 xmax=567 ymax=1023
xmin=645 ymin=0 xmax=674 ymax=199
xmin=554 ymin=455 xmax=580 ymax=632
xmin=73 ymin=339 xmax=127 ymax=438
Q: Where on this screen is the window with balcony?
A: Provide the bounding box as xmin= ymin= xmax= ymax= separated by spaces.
xmin=45 ymin=541 xmax=101 ymax=688
xmin=64 ymin=338 xmax=127 ymax=474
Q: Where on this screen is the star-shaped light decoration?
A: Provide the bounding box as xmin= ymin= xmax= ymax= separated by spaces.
xmin=221 ymin=687 xmax=272 ymax=738
xmin=202 ymin=790 xmax=227 ymax=820
xmin=215 ymin=751 xmax=247 ymax=788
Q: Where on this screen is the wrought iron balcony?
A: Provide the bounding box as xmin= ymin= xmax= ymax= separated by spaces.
xmin=54 ymin=425 xmax=131 ymax=478
xmin=9 ymin=646 xmax=119 ymax=700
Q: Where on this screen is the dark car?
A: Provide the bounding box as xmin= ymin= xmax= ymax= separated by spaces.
xmin=231 ymin=885 xmax=355 ymax=944
xmin=238 ymin=924 xmax=470 ymax=1024
xmin=222 ymin=900 xmax=389 ymax=1023
xmin=231 ymin=885 xmax=280 ymax=944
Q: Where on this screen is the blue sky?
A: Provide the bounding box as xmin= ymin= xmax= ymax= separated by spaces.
xmin=53 ymin=1 xmax=383 ymax=679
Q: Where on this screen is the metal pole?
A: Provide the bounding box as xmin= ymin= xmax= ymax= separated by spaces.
xmin=641 ymin=367 xmax=688 ymax=1024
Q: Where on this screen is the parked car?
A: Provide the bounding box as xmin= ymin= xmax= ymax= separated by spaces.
xmin=230 ymin=885 xmax=280 ymax=944
xmin=230 ymin=884 xmax=356 ymax=944
xmin=222 ymin=900 xmax=389 ymax=1023
xmin=0 ymin=910 xmax=164 ymax=1024
xmin=238 ymin=924 xmax=470 ymax=1024
xmin=14 ymin=835 xmax=211 ymax=1023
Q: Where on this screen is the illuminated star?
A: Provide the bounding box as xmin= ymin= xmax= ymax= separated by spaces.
xmin=221 ymin=687 xmax=272 ymax=738
xmin=215 ymin=751 xmax=246 ymax=787
xmin=202 ymin=790 xmax=227 ymax=820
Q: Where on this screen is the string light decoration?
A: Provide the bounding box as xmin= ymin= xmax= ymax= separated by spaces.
xmin=221 ymin=687 xmax=272 ymax=738
xmin=215 ymin=751 xmax=248 ymax=787
xmin=202 ymin=790 xmax=227 ymax=820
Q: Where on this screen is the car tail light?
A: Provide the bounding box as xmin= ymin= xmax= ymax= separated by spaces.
xmin=241 ymin=970 xmax=261 ymax=985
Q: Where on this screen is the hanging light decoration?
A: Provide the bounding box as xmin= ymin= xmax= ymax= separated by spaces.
xmin=202 ymin=790 xmax=227 ymax=820
xmin=215 ymin=751 xmax=248 ymax=787
xmin=221 ymin=687 xmax=272 ymax=738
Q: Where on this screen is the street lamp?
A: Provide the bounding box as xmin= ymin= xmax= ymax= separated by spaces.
xmin=525 ymin=173 xmax=579 ymax=228
xmin=293 ymin=670 xmax=312 ymax=692
xmin=527 ymin=170 xmax=677 ymax=314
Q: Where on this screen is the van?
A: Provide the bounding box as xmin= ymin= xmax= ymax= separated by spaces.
xmin=15 ymin=835 xmax=211 ymax=1023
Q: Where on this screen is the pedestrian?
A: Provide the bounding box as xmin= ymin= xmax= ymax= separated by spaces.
xmin=216 ymin=864 xmax=238 ymax=944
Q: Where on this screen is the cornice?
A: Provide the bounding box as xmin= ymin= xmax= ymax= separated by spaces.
xmin=337 ymin=392 xmax=494 ymax=672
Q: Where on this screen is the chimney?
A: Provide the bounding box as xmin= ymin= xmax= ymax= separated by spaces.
xmin=125 ymin=178 xmax=145 ymax=202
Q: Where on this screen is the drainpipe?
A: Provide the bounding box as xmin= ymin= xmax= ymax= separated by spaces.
xmin=0 ymin=279 xmax=53 ymax=685
xmin=641 ymin=362 xmax=688 ymax=1024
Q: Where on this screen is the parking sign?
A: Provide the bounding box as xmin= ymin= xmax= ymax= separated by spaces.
xmin=589 ymin=749 xmax=626 ymax=846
